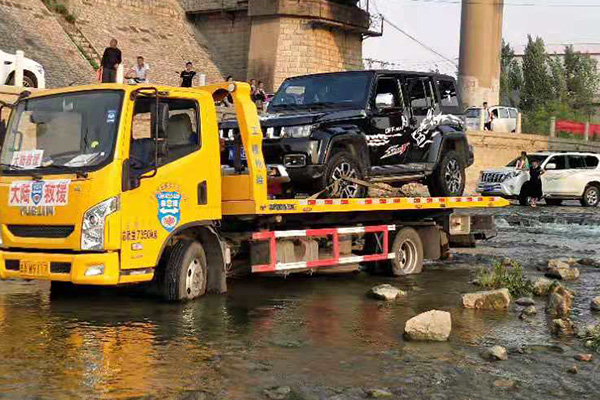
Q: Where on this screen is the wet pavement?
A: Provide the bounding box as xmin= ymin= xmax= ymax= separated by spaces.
xmin=1 ymin=203 xmax=600 ymax=399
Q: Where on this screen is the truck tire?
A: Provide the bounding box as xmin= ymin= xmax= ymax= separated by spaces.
xmin=428 ymin=150 xmax=465 ymax=197
xmin=163 ymin=239 xmax=207 ymax=301
xmin=390 ymin=227 xmax=424 ymax=276
xmin=581 ymin=185 xmax=600 ymax=207
xmin=323 ymin=151 xmax=366 ymax=198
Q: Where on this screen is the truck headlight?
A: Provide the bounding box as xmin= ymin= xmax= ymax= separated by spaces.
xmin=81 ymin=196 xmax=120 ymax=250
xmin=281 ymin=125 xmax=313 ymax=138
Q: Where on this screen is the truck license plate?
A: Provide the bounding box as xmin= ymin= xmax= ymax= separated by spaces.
xmin=19 ymin=260 xmax=50 ymax=277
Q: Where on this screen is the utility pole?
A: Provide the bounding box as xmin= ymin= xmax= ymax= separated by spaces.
xmin=458 ymin=0 xmax=504 ymax=109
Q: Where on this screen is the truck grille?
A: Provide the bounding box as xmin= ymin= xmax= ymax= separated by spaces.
xmin=481 ymin=173 xmax=506 ymax=183
xmin=7 ymin=225 xmax=75 ymax=239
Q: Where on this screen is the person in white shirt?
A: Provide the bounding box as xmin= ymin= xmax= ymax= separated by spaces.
xmin=483 ymin=101 xmax=493 ymax=131
xmin=126 ymin=56 xmax=150 ymax=84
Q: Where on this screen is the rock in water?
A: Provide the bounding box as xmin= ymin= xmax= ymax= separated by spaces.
xmin=263 ymin=386 xmax=291 ymax=400
xmin=404 ymin=310 xmax=452 ymax=341
xmin=578 ymin=258 xmax=600 ymax=268
xmin=516 ymin=297 xmax=535 ymax=306
xmin=546 ymin=284 xmax=574 ymax=318
xmin=493 ymin=379 xmax=516 ymax=389
xmin=367 ymin=389 xmax=393 ymax=398
xmin=482 ymin=345 xmax=508 ymax=361
xmin=550 ymin=318 xmax=576 ymax=336
xmin=519 ymin=305 xmax=537 ymax=319
xmin=462 ymin=289 xmax=511 ymax=310
xmin=548 ymin=259 xmax=570 ymax=270
xmin=591 ymin=296 xmax=600 ymax=312
xmin=368 ymin=284 xmax=406 ymax=301
xmin=568 ymin=365 xmax=578 ymax=374
xmin=533 ymin=278 xmax=554 ymax=296
xmin=545 ymin=266 xmax=580 ymax=281
xmin=574 ymin=354 xmax=593 ymax=362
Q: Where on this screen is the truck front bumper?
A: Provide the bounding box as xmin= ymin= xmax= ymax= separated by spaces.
xmin=0 ymin=250 xmax=151 ymax=285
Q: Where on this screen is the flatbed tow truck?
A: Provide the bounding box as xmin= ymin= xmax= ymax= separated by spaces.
xmin=0 ymin=82 xmax=508 ymax=300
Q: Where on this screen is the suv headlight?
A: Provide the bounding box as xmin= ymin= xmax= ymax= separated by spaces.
xmin=281 ymin=125 xmax=313 ymax=138
xmin=81 ymin=196 xmax=120 ymax=250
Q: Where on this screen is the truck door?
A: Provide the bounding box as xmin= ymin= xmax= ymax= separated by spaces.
xmin=120 ymin=93 xmax=220 ymax=270
xmin=367 ymin=76 xmax=410 ymax=166
xmin=405 ymin=76 xmax=439 ymax=163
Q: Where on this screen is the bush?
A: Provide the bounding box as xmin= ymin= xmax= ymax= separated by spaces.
xmin=476 ymin=259 xmax=534 ymax=298
xmin=583 ymin=324 xmax=600 ymax=352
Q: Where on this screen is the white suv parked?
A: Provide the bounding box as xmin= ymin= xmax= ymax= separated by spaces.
xmin=477 ymin=152 xmax=600 ymax=207
xmin=0 ymin=49 xmax=45 ymax=88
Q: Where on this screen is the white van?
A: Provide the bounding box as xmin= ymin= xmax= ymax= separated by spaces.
xmin=0 ymin=49 xmax=46 ymax=89
xmin=465 ymin=106 xmax=519 ymax=133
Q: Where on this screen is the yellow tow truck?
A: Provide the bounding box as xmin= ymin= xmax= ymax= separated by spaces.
xmin=0 ymin=82 xmax=508 ymax=300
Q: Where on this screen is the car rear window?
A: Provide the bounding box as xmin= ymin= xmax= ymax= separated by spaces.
xmin=585 ymin=156 xmax=599 ymax=169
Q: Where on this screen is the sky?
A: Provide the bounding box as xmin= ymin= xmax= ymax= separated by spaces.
xmin=363 ymin=0 xmax=600 ymax=76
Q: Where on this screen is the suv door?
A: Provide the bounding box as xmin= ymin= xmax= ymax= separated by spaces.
xmin=404 ymin=75 xmax=439 ymax=163
xmin=542 ymin=155 xmax=569 ymax=195
xmin=367 ymin=75 xmax=410 ymax=166
xmin=436 ymin=78 xmax=460 ymax=116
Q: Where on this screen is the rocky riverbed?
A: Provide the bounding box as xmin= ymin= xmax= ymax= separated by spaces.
xmin=0 ymin=203 xmax=599 ymax=399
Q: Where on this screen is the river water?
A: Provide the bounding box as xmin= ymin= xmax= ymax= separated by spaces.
xmin=1 ymin=205 xmax=599 ymax=399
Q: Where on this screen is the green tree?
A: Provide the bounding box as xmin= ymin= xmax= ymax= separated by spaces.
xmin=563 ymin=45 xmax=599 ymax=115
xmin=499 ymin=40 xmax=523 ymax=107
xmin=521 ymin=35 xmax=552 ymax=112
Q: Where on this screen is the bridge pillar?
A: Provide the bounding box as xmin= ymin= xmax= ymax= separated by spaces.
xmin=458 ymin=0 xmax=504 ymax=109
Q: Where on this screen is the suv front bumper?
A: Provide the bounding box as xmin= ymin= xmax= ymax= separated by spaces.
xmin=0 ymin=250 xmax=153 ymax=285
xmin=262 ymin=138 xmax=324 ymax=185
xmin=476 ymin=182 xmax=517 ymax=198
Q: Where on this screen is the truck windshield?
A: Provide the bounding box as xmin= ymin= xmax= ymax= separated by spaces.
xmin=268 ymin=73 xmax=371 ymax=112
xmin=0 ymin=91 xmax=123 ymax=174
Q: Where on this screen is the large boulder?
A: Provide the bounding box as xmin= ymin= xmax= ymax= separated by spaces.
xmin=546 ymin=284 xmax=574 ymax=318
xmin=404 ymin=310 xmax=452 ymax=341
xmin=368 ymin=284 xmax=406 ymax=301
xmin=533 ymin=278 xmax=554 ymax=296
xmin=548 ymin=259 xmax=570 ymax=270
xmin=462 ymin=289 xmax=511 ymax=310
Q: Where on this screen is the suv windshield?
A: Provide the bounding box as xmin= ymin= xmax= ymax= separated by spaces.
xmin=268 ymin=73 xmax=371 ymax=112
xmin=1 ymin=91 xmax=123 ymax=174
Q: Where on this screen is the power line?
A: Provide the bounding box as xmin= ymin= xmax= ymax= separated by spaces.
xmin=381 ymin=16 xmax=459 ymax=66
xmin=395 ymin=0 xmax=600 ymax=7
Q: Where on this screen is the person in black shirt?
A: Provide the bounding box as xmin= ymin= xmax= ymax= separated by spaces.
xmin=100 ymin=39 xmax=122 ymax=83
xmin=180 ymin=62 xmax=197 ymax=88
xmin=527 ymin=159 xmax=545 ymax=207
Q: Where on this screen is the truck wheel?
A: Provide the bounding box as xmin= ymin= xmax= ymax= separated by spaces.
xmin=163 ymin=240 xmax=207 ymax=301
xmin=428 ymin=150 xmax=465 ymax=197
xmin=546 ymin=199 xmax=563 ymax=206
xmin=323 ymin=151 xmax=366 ymax=198
xmin=390 ymin=227 xmax=424 ymax=276
xmin=581 ymin=185 xmax=600 ymax=207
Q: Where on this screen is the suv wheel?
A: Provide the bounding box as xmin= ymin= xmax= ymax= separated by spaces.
xmin=428 ymin=150 xmax=465 ymax=197
xmin=323 ymin=151 xmax=366 ymax=199
xmin=581 ymin=185 xmax=600 ymax=207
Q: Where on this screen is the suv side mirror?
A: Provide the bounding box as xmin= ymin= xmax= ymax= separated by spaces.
xmin=375 ymin=93 xmax=394 ymax=110
xmin=545 ymin=163 xmax=556 ymax=170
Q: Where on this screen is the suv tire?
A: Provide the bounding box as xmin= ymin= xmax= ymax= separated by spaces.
xmin=581 ymin=185 xmax=600 ymax=207
xmin=323 ymin=151 xmax=366 ymax=198
xmin=428 ymin=150 xmax=465 ymax=197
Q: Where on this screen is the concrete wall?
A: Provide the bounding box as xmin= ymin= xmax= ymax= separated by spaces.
xmin=0 ymin=0 xmax=94 ymax=88
xmin=465 ymin=131 xmax=600 ymax=194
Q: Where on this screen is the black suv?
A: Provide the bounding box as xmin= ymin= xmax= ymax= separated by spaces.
xmin=221 ymin=70 xmax=473 ymax=198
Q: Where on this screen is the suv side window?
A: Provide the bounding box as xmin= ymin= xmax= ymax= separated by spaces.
xmin=585 ymin=156 xmax=599 ymax=169
xmin=130 ymin=98 xmax=200 ymax=170
xmin=509 ymin=108 xmax=518 ymax=118
xmin=568 ymin=155 xmax=586 ymax=169
xmin=547 ymin=155 xmax=568 ymax=170
xmin=374 ymin=77 xmax=403 ymax=110
xmin=437 ymin=79 xmax=458 ymax=107
xmin=407 ymin=77 xmax=437 ymax=116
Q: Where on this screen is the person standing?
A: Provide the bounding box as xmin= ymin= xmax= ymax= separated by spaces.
xmin=180 ymin=62 xmax=197 ymax=88
xmin=515 ymin=151 xmax=530 ymax=170
xmin=100 ymin=39 xmax=122 ymax=83
xmin=483 ymin=102 xmax=493 ymax=131
xmin=254 ymin=80 xmax=267 ymax=111
xmin=126 ymin=56 xmax=150 ymax=84
xmin=527 ymin=159 xmax=545 ymax=207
